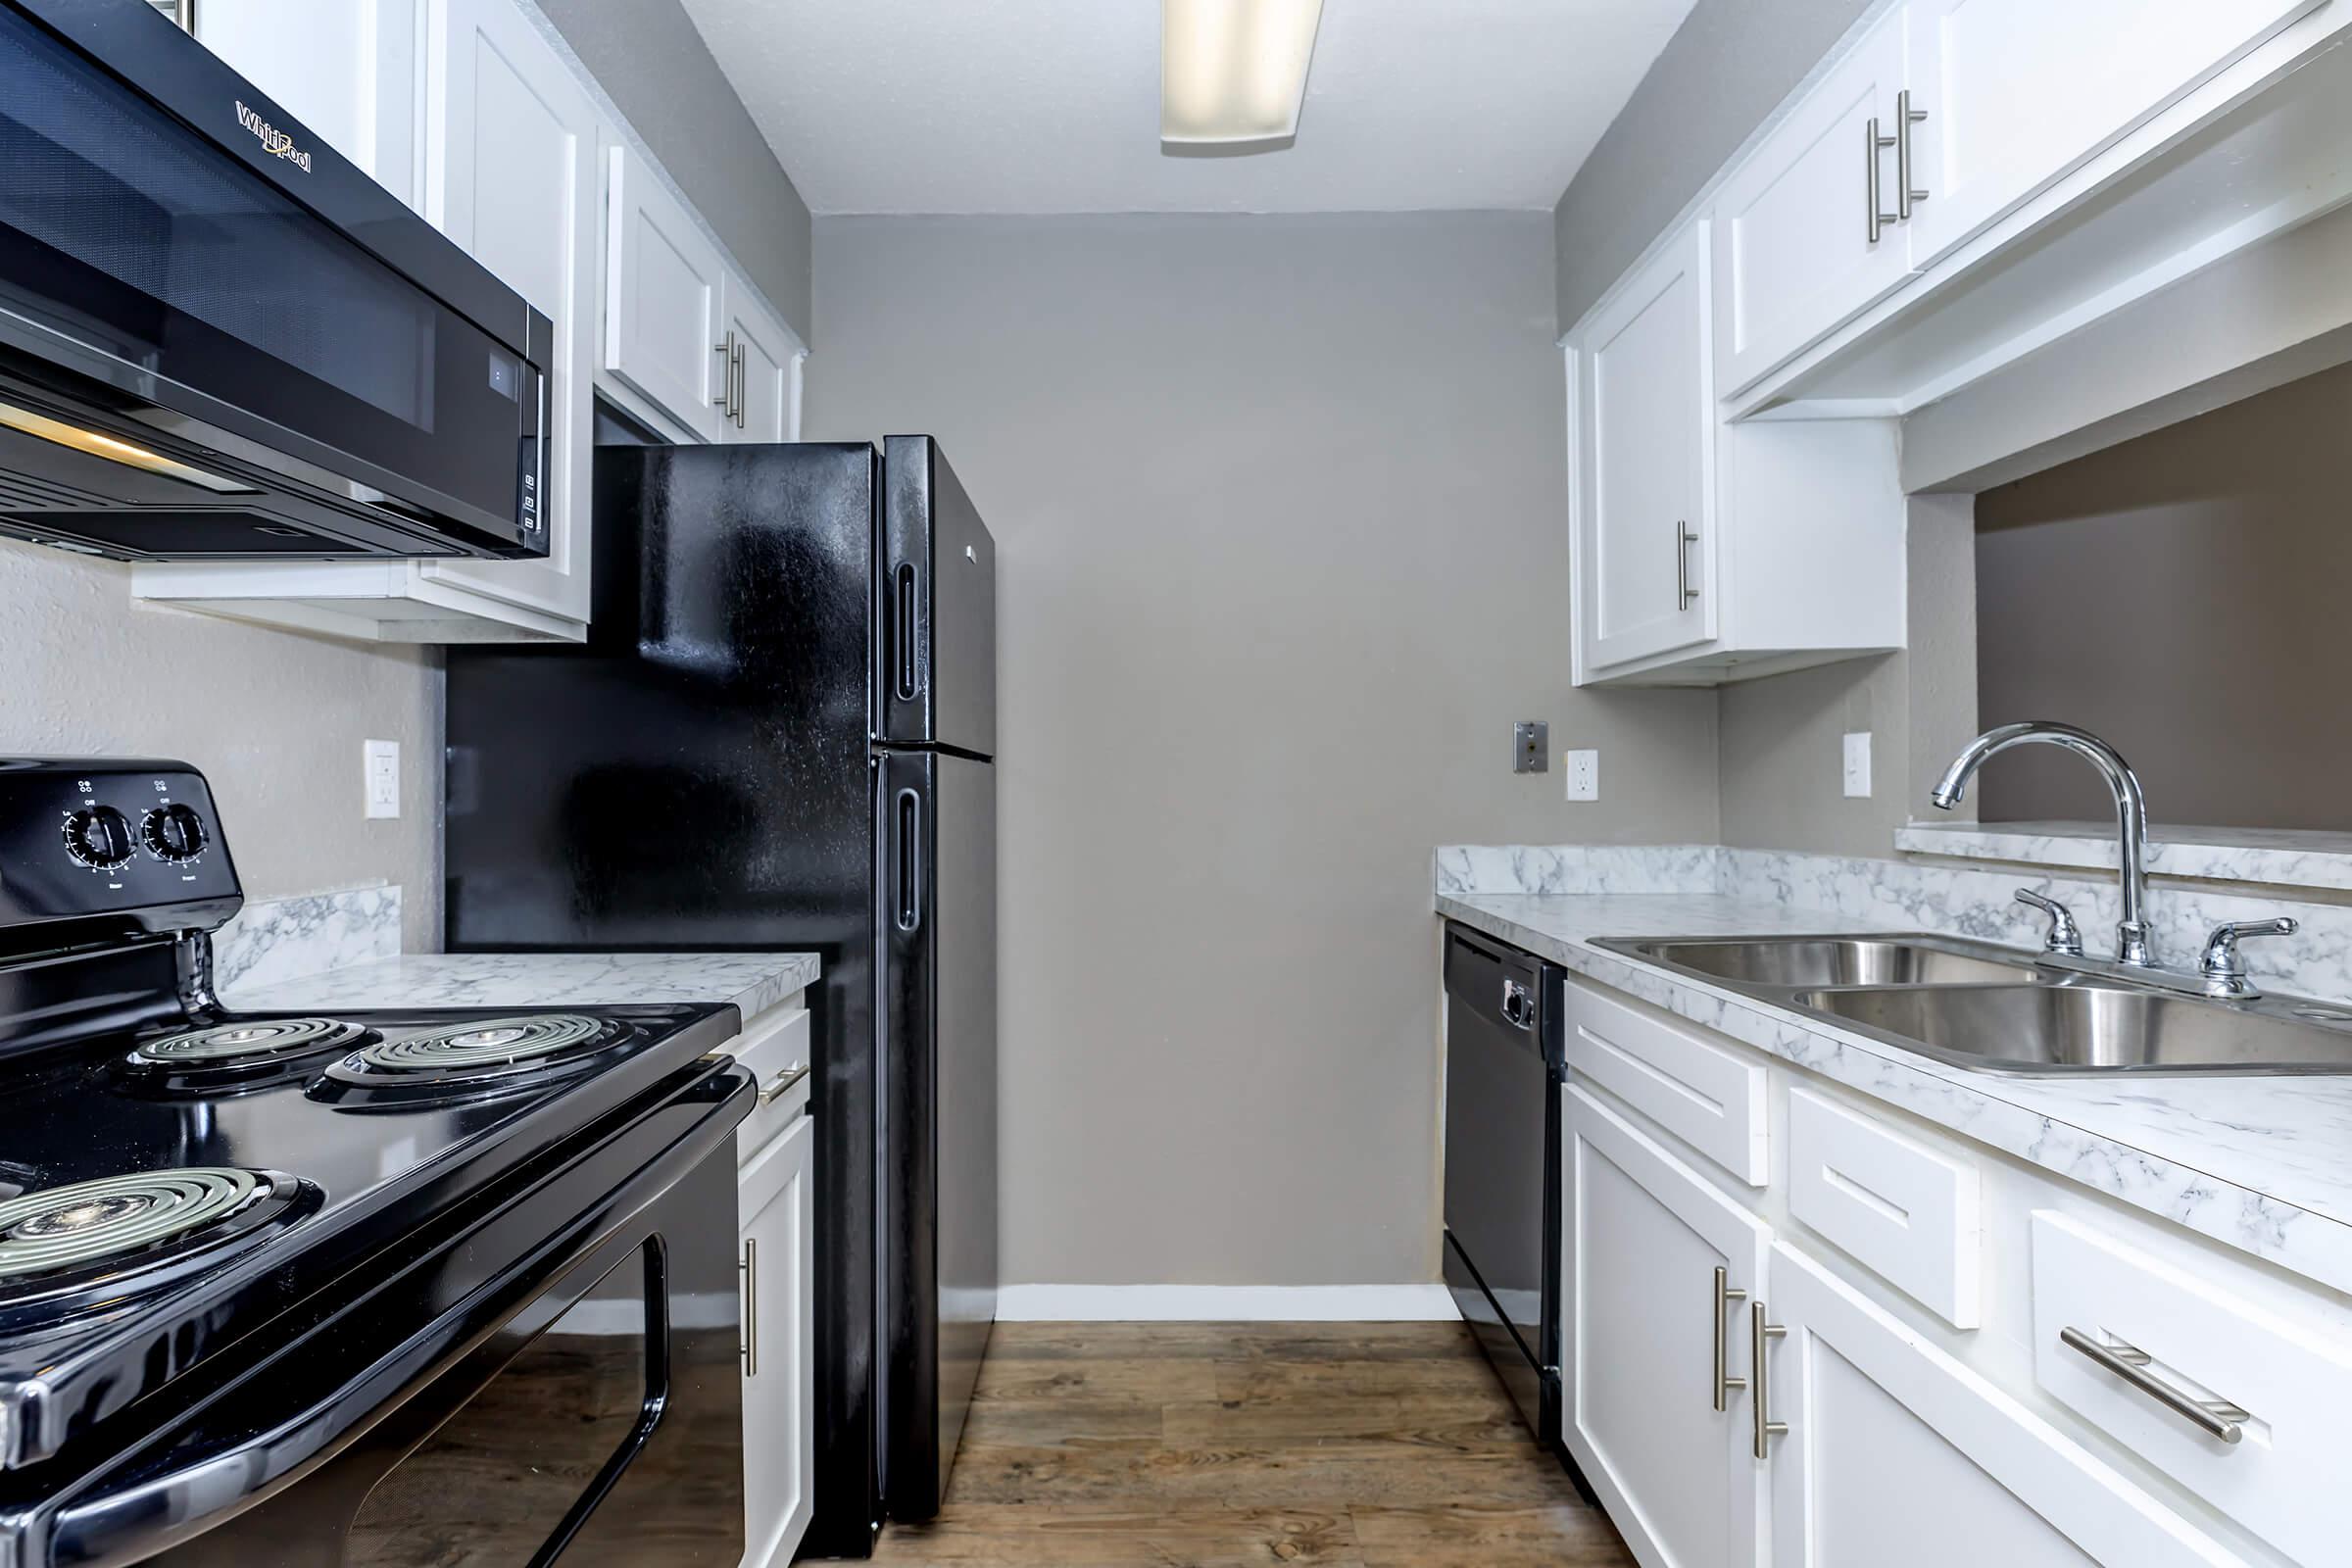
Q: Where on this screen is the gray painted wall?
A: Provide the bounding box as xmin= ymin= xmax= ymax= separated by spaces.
xmin=1718 ymin=496 xmax=1977 ymax=855
xmin=534 ymin=0 xmax=813 ymax=341
xmin=1551 ymin=0 xmax=1875 ymax=332
xmin=0 ymin=543 xmax=440 ymax=949
xmin=809 ymin=213 xmax=1718 ymax=1287
xmin=1974 ymin=362 xmax=2352 ymax=829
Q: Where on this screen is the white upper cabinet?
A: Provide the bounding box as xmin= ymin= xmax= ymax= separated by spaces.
xmin=720 ymin=277 xmax=805 ymax=445
xmin=1711 ymin=7 xmax=1913 ymax=396
xmin=604 ymin=144 xmax=728 ymax=442
xmin=1575 ymin=221 xmax=1714 ymax=670
xmin=421 ymin=0 xmax=598 ymax=628
xmin=1900 ymin=0 xmax=2320 ymax=267
xmin=1570 ymin=221 xmax=1904 ymax=687
xmin=1711 ymin=0 xmax=2347 ymax=424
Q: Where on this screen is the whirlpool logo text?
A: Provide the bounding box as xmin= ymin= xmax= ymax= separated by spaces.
xmin=233 ymin=101 xmax=312 ymax=173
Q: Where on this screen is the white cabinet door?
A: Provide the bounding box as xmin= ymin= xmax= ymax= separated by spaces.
xmin=1562 ymin=1084 xmax=1768 ymax=1568
xmin=192 ymin=0 xmax=419 ymax=205
xmin=1711 ymin=8 xmax=1913 ymax=393
xmin=605 ymin=144 xmax=727 ymax=442
xmin=1901 ymin=0 xmax=2319 ymax=268
xmin=738 ymin=1113 xmax=814 ymax=1568
xmin=422 ymin=0 xmax=596 ymax=626
xmin=1762 ymin=1239 xmax=2242 ymax=1568
xmin=719 ymin=277 xmax=804 ymax=445
xmin=1575 ymin=220 xmax=1715 ymax=673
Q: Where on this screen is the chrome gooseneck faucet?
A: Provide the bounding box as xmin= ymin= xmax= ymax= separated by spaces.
xmin=1930 ymin=721 xmax=2155 ymax=968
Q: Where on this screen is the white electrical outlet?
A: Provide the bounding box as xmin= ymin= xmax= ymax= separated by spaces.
xmin=364 ymin=740 xmax=401 ymax=819
xmin=1842 ymin=731 xmax=1872 ymax=799
xmin=1565 ymin=749 xmax=1599 ymax=802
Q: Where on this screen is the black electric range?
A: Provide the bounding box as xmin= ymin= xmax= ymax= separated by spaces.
xmin=0 ymin=760 xmax=755 ymax=1568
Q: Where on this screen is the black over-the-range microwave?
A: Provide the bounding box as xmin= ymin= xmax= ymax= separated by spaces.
xmin=0 ymin=0 xmax=550 ymax=562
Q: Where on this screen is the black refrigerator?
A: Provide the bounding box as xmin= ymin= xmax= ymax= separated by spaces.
xmin=443 ymin=436 xmax=998 ymax=1557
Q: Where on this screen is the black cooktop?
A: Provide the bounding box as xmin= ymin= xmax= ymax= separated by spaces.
xmin=0 ymin=997 xmax=739 ymax=1469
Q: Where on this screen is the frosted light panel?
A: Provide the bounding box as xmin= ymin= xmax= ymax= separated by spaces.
xmin=1161 ymin=0 xmax=1324 ymax=145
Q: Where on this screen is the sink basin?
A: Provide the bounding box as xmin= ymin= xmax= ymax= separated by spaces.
xmin=1792 ymin=982 xmax=2352 ymax=1074
xmin=1603 ymin=936 xmax=2041 ymax=990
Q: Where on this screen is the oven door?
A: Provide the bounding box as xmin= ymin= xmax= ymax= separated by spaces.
xmin=37 ymin=1068 xmax=751 ymax=1568
xmin=0 ymin=0 xmax=549 ymax=562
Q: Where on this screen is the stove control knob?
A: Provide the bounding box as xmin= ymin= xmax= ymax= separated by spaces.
xmin=63 ymin=807 xmax=134 ymax=870
xmin=142 ymin=804 xmax=209 ymax=862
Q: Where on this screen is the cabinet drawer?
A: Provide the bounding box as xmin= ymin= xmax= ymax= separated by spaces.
xmin=733 ymin=998 xmax=811 ymax=1162
xmin=2031 ymin=1209 xmax=2352 ymax=1568
xmin=1788 ymin=1088 xmax=1980 ymax=1328
xmin=1565 ymin=981 xmax=1766 ymax=1185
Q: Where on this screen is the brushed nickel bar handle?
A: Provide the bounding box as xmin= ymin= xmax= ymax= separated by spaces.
xmin=713 ymin=331 xmax=736 ymax=409
xmin=740 ymin=1237 xmax=759 ymax=1377
xmin=1713 ymin=1265 xmax=1748 ymax=1412
xmin=1752 ymin=1300 xmax=1788 ymax=1458
xmin=759 ymin=1061 xmax=810 ymax=1105
xmin=2060 ymin=1327 xmax=2246 ymax=1444
xmin=1890 ymin=89 xmax=1929 ymax=217
xmin=732 ymin=340 xmax=747 ymax=427
xmin=1865 ymin=116 xmax=1899 ymax=243
xmin=1679 ymin=523 xmax=1700 ymax=608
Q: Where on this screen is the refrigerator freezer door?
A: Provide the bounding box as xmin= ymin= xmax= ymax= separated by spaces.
xmin=879 ymin=437 xmax=997 ymax=758
xmin=876 ymin=747 xmax=998 ymax=1520
xmin=446 ymin=441 xmax=886 ymax=1560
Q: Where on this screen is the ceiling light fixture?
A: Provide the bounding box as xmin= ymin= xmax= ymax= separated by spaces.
xmin=1160 ymin=0 xmax=1325 ymax=149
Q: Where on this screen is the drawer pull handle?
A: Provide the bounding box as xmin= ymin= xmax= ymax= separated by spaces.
xmin=759 ymin=1061 xmax=810 ymax=1105
xmin=1712 ymin=1265 xmax=1748 ymax=1412
xmin=2060 ymin=1327 xmax=2247 ymax=1445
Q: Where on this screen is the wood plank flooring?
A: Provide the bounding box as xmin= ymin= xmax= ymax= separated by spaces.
xmin=868 ymin=1322 xmax=1636 ymax=1567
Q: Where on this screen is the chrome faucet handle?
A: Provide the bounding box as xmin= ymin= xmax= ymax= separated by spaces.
xmin=2198 ymin=917 xmax=2297 ymax=1000
xmin=2015 ymin=889 xmax=2084 ymax=957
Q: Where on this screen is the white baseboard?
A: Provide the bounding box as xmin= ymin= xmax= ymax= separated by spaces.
xmin=995 ymin=1283 xmax=1460 ymax=1322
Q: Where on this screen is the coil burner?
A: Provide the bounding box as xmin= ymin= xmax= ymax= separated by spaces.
xmin=122 ymin=1017 xmax=379 ymax=1095
xmin=0 ymin=1168 xmax=311 ymax=1316
xmin=314 ymin=1014 xmax=637 ymax=1106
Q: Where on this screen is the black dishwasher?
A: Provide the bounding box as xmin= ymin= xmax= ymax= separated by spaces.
xmin=1442 ymin=922 xmax=1565 ymax=1447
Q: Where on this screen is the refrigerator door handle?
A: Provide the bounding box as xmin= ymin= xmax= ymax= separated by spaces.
xmin=893 ymin=563 xmax=921 ymax=701
xmin=896 ymin=786 xmax=923 ymax=932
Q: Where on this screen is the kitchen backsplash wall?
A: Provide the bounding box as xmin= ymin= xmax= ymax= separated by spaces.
xmin=0 ymin=542 xmax=440 ymax=952
xmin=216 ymin=886 xmax=404 ymax=1001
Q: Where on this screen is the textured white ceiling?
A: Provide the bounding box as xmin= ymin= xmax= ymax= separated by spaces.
xmin=673 ymin=1 xmax=1698 ymax=215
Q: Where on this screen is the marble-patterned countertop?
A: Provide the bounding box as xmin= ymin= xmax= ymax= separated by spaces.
xmin=1439 ymin=891 xmax=2352 ymax=1300
xmin=229 ymin=951 xmax=821 ymax=1023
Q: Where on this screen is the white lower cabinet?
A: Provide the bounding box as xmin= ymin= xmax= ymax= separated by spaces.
xmin=1562 ymin=1084 xmax=1768 ymax=1568
xmin=1761 ymin=1239 xmax=2241 ymax=1568
xmin=1553 ymin=982 xmax=2287 ymax=1568
xmin=737 ymin=1107 xmax=814 ymax=1568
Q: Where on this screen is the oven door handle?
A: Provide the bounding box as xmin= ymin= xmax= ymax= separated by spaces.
xmin=43 ymin=1067 xmax=754 ymax=1568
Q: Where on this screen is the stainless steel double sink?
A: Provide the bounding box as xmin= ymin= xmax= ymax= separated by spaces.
xmin=1591 ymin=934 xmax=2352 ymax=1075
